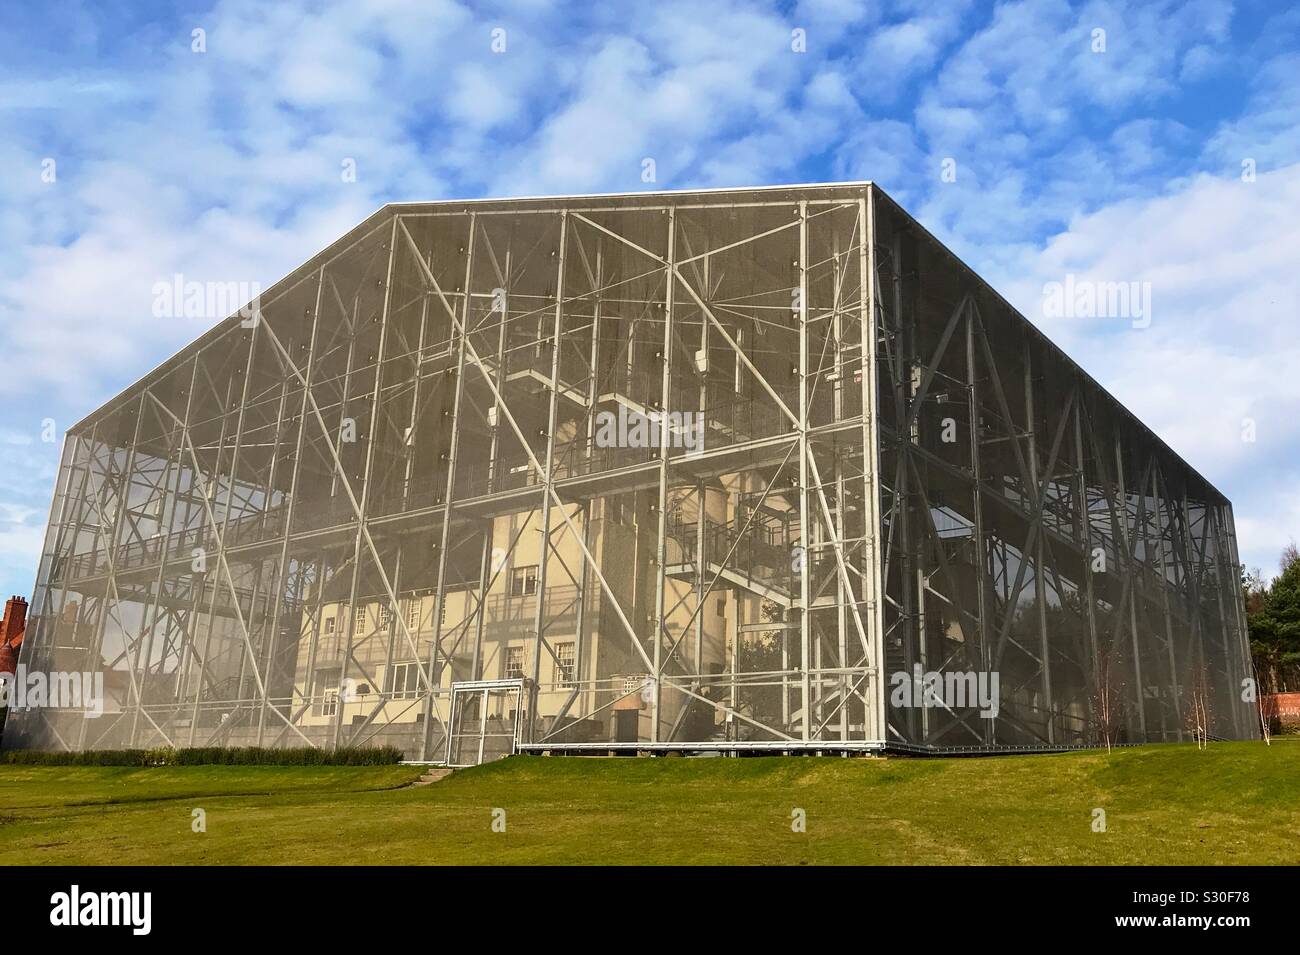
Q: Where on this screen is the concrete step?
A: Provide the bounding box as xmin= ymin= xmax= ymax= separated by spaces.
xmin=412 ymin=767 xmax=454 ymax=786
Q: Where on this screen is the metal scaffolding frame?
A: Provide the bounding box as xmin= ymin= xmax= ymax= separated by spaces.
xmin=6 ymin=183 xmax=1255 ymax=759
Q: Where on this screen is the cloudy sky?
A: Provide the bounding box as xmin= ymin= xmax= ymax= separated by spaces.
xmin=0 ymin=0 xmax=1297 ymax=601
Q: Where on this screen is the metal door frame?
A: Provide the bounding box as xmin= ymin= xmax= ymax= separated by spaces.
xmin=444 ymin=679 xmax=525 ymax=767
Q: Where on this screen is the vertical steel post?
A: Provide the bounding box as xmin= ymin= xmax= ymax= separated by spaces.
xmin=257 ymin=268 xmax=324 ymax=745
xmin=131 ymin=356 xmax=199 ymax=745
xmin=797 ymin=200 xmax=812 ymax=741
xmin=860 ymin=190 xmax=886 ymax=744
xmin=831 ymin=227 xmax=847 ymax=740
xmin=965 ymin=303 xmax=993 ymax=746
xmin=1151 ymin=466 xmax=1183 ymax=738
xmin=1023 ymin=342 xmax=1055 ymax=743
xmin=695 ymin=481 xmax=706 ymax=683
xmin=1114 ymin=434 xmax=1148 ymax=738
xmin=573 ymin=502 xmax=592 ymax=714
xmin=650 ymin=208 xmax=675 ymax=743
xmin=1222 ymin=503 xmax=1253 ymax=735
xmin=471 ymin=528 xmax=492 ymax=681
xmin=188 ymin=373 xmax=237 ymax=745
xmin=402 ymin=256 xmax=430 ymax=505
xmin=528 ymin=211 xmax=567 ymax=743
xmin=79 ymin=410 xmax=139 ymax=753
xmin=333 ymin=219 xmax=396 ymax=749
xmin=486 ymin=249 xmax=510 ymax=493
xmin=420 ymin=212 xmax=477 ymax=759
xmin=1074 ymin=397 xmax=1100 ymax=698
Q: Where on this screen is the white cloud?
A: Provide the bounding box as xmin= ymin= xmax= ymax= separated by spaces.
xmin=1179 ymin=43 xmax=1220 ymax=82
xmin=0 ymin=0 xmax=1294 ymax=599
xmin=1203 ymin=53 xmax=1300 ymax=173
xmin=478 ymin=2 xmax=851 ymax=195
xmin=989 ymin=164 xmax=1300 ymax=576
xmin=860 ymin=5 xmax=969 ymax=95
xmin=832 ymin=118 xmax=924 ymax=193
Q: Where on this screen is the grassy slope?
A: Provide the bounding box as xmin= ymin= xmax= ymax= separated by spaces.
xmin=1 ymin=742 xmax=1297 ymax=865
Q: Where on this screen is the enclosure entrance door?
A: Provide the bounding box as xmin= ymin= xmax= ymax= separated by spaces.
xmin=445 ymin=680 xmax=525 ymax=767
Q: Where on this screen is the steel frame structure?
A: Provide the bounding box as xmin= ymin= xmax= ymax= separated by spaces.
xmin=7 ymin=183 xmax=1255 ymax=760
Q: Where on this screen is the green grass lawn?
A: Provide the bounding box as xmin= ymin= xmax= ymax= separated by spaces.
xmin=1 ymin=741 xmax=1297 ymax=865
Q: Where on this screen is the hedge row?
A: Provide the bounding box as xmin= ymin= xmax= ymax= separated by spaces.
xmin=0 ymin=745 xmax=404 ymax=766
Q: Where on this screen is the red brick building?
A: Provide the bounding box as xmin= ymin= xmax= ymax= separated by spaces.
xmin=0 ymin=596 xmax=26 ymax=677
xmin=1262 ymin=692 xmax=1300 ymax=732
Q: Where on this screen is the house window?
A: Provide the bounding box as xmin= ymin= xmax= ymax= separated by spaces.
xmin=503 ymin=646 xmax=525 ymax=680
xmin=324 ymin=616 xmax=336 ymax=634
xmin=313 ymin=667 xmax=341 ymax=718
xmin=387 ymin=661 xmax=423 ymax=700
xmin=377 ymin=604 xmax=390 ymax=630
xmin=553 ymin=641 xmax=576 ymax=687
xmin=353 ymin=605 xmax=367 ymax=634
xmin=509 ymin=565 xmax=538 ymax=596
xmin=406 ymin=599 xmax=420 ymax=631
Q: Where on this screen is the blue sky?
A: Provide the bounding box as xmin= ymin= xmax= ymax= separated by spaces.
xmin=1 ymin=0 xmax=1297 ymax=601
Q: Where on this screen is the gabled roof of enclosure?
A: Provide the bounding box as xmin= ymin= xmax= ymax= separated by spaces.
xmin=69 ymin=180 xmax=1229 ymax=506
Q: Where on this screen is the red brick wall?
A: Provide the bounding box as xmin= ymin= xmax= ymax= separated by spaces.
xmin=1262 ymin=693 xmax=1300 ymax=720
xmin=0 ymin=596 xmax=25 ymax=646
xmin=0 ymin=595 xmax=26 ymax=676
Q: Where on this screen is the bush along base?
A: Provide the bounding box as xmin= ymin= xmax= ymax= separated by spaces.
xmin=0 ymin=746 xmax=404 ymax=767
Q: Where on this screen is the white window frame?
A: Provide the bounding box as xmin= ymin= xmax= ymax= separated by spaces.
xmin=553 ymin=641 xmax=576 ymax=688
xmin=313 ymin=667 xmax=342 ymax=717
xmin=509 ymin=564 xmax=538 ymax=597
xmin=387 ymin=661 xmax=423 ymax=700
xmin=502 ymin=645 xmax=525 ymax=681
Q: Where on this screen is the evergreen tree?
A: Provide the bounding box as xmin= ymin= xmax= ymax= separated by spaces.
xmin=1248 ymin=544 xmax=1300 ymax=693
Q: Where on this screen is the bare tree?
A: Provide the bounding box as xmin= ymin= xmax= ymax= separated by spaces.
xmin=1089 ymin=643 xmax=1126 ymax=753
xmin=1183 ymin=665 xmax=1213 ymax=751
xmin=1252 ymin=665 xmax=1273 ymax=745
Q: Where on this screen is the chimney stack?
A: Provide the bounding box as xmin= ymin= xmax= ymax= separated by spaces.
xmin=1 ymin=596 xmax=28 ymax=645
xmin=0 ymin=596 xmax=25 ymax=677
